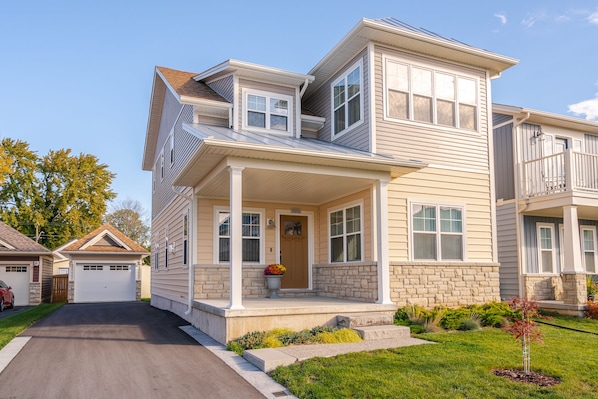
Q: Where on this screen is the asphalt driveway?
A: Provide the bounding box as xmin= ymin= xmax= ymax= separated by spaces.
xmin=0 ymin=302 xmax=266 ymax=398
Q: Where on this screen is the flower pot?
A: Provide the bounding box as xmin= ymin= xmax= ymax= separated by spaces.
xmin=266 ymin=275 xmax=283 ymax=298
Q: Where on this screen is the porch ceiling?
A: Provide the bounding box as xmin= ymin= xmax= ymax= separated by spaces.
xmin=521 ymin=194 xmax=598 ymax=220
xmin=175 ymin=123 xmax=425 ymax=204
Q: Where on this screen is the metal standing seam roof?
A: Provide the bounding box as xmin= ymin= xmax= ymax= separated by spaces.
xmin=183 ymin=123 xmax=424 ymax=167
xmin=375 ymin=17 xmax=475 ymax=49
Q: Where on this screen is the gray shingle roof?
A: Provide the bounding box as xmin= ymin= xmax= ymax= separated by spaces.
xmin=0 ymin=221 xmax=51 ymax=253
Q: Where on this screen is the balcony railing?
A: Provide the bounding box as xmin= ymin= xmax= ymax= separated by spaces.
xmin=522 ymin=150 xmax=598 ymax=197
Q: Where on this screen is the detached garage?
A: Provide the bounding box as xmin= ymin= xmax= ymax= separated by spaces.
xmin=0 ymin=221 xmax=53 ymax=306
xmin=57 ymin=224 xmax=149 ymax=303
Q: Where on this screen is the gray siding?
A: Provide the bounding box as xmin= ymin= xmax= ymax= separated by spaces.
xmin=207 ymin=75 xmax=234 ymax=103
xmin=156 ymin=88 xmax=183 ymax=161
xmin=520 ymin=123 xmax=543 ymax=162
xmin=493 ymin=112 xmax=512 ymax=126
xmin=586 ymin=133 xmax=598 ymax=154
xmin=373 ymin=45 xmax=490 ymax=170
xmin=496 ymin=202 xmax=519 ymax=300
xmin=152 ymin=105 xmax=199 ymax=218
xmin=303 ymin=49 xmax=370 ymax=151
xmin=493 ymin=123 xmax=514 ymax=200
xmin=524 ymin=216 xmax=598 ymax=274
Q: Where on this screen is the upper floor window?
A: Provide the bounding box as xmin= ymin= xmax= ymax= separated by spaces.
xmin=169 ymin=134 xmax=175 ymax=165
xmin=159 ymin=152 xmax=164 ymax=181
xmin=329 ymin=203 xmax=362 ymax=262
xmin=385 ymin=57 xmax=478 ymax=131
xmin=331 ymin=61 xmax=363 ymax=137
xmin=216 ymin=209 xmax=263 ymax=263
xmin=243 ymin=89 xmax=292 ymax=134
xmin=411 ymin=203 xmax=464 ymax=261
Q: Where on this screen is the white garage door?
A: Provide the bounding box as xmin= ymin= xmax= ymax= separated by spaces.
xmin=74 ymin=264 xmax=136 ymax=303
xmin=0 ymin=265 xmax=29 ymax=306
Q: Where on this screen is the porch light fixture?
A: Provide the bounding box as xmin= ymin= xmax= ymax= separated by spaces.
xmin=530 ymin=126 xmax=544 ymax=145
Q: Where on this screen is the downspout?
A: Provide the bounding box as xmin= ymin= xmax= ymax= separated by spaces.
xmin=512 ymin=112 xmax=531 ymax=299
xmin=171 ymin=185 xmax=195 ymax=315
xmin=299 ymin=78 xmax=309 ymax=98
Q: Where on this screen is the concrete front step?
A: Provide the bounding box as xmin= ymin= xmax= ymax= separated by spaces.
xmin=352 ymin=325 xmax=410 ymax=340
xmin=336 ymin=312 xmax=394 ymax=328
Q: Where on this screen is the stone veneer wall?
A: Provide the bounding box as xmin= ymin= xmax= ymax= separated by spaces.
xmin=29 ymin=282 xmax=41 ymax=305
xmin=389 ymin=263 xmax=501 ymax=308
xmin=194 ymin=265 xmax=269 ymax=299
xmin=561 ymin=273 xmax=587 ymax=305
xmin=523 ymin=275 xmax=563 ymax=301
xmin=313 ymin=263 xmax=378 ymax=302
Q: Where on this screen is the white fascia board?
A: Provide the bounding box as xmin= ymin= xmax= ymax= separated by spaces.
xmin=194 ymin=59 xmax=315 ymax=86
xmin=493 ymin=103 xmax=598 ymax=133
xmin=0 ymin=239 xmax=15 ymax=250
xmin=80 ymin=230 xmax=132 ymax=251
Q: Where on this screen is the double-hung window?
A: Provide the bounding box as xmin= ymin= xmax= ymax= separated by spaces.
xmin=385 ymin=57 xmax=478 ymax=131
xmin=412 ymin=204 xmax=464 ymax=261
xmin=153 ymin=243 xmax=159 ymax=271
xmin=244 ymin=89 xmax=292 ymax=134
xmin=329 ymin=204 xmax=362 ymax=262
xmin=537 ymin=223 xmax=556 ymax=273
xmin=332 ymin=61 xmax=363 ymax=136
xmin=182 ymin=212 xmax=188 ymax=267
xmin=217 ymin=210 xmax=262 ymax=263
xmin=582 ymin=226 xmax=597 ymax=273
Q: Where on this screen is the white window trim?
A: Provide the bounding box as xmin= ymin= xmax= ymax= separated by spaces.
xmin=159 ymin=151 xmax=164 ymax=182
xmin=581 ymin=225 xmax=597 ymax=274
xmin=408 ymin=201 xmax=467 ymax=262
xmin=330 ymin=59 xmax=364 ymax=139
xmin=164 ymin=236 xmax=169 ymax=270
xmin=382 ymin=54 xmax=481 ymax=135
xmin=213 ymin=206 xmax=265 ymax=264
xmin=328 ymin=200 xmax=364 ymax=263
xmin=169 ymin=134 xmax=175 ymax=166
xmin=559 ymin=224 xmax=564 ymax=274
xmin=537 ymin=223 xmax=557 ymax=274
xmin=241 ymin=88 xmax=293 ymax=135
xmin=182 ymin=210 xmax=189 ymax=268
xmin=154 ymin=243 xmax=159 ymax=271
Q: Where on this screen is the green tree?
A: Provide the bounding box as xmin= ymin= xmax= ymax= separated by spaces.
xmin=0 ymin=143 xmax=13 ymax=185
xmin=104 ymin=198 xmax=150 ymax=248
xmin=0 ymin=138 xmax=116 ymax=248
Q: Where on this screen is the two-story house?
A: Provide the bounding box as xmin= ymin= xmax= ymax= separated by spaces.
xmin=493 ymin=104 xmax=598 ymax=315
xmin=142 ymin=17 xmax=518 ymax=343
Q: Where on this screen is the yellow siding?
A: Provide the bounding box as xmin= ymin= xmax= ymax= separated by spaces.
xmin=389 ymin=167 xmax=493 ymax=262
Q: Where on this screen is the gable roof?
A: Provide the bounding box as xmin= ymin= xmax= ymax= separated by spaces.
xmin=60 ymin=224 xmax=148 ymax=255
xmin=158 ymin=66 xmax=229 ymax=103
xmin=0 ymin=221 xmax=51 ymax=255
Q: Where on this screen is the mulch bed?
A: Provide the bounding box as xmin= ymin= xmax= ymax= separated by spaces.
xmin=492 ymin=369 xmax=561 ymax=387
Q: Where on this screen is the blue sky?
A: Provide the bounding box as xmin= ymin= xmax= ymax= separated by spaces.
xmin=1 ymin=1 xmax=597 ymax=214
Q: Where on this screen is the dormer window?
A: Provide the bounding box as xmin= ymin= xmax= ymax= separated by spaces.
xmin=243 ymin=89 xmax=293 ymax=134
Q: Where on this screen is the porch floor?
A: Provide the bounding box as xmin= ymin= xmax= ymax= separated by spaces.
xmin=189 ymin=296 xmax=398 ymax=344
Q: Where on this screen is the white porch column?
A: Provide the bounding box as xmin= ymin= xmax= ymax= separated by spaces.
xmin=375 ymin=179 xmax=392 ymax=304
xmin=562 ymin=205 xmax=583 ymax=272
xmin=227 ymin=166 xmax=245 ymax=309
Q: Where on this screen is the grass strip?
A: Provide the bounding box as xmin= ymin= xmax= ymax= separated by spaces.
xmin=0 ymin=303 xmax=64 ymax=350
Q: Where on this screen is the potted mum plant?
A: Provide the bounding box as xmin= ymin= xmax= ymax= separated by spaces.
xmin=264 ymin=264 xmax=286 ymax=298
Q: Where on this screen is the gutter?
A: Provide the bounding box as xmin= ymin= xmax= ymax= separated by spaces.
xmin=171 ymin=186 xmax=195 ymax=315
xmin=512 ymin=112 xmax=531 ymax=299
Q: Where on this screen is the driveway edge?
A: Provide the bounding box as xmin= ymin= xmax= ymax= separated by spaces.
xmin=180 ymin=326 xmax=297 ymax=399
xmin=0 ymin=336 xmax=31 ymax=375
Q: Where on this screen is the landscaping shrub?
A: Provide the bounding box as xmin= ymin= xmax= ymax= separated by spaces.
xmin=458 ymin=313 xmax=481 ymax=331
xmin=315 ymin=329 xmax=362 ymax=344
xmin=586 ymin=300 xmax=598 ymax=320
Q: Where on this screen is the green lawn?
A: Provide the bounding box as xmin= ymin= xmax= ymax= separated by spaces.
xmin=270 ymin=317 xmax=598 ymax=399
xmin=0 ymin=303 xmax=64 ymax=349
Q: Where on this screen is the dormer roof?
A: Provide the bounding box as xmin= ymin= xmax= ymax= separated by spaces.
xmin=60 ymin=224 xmax=148 ymax=255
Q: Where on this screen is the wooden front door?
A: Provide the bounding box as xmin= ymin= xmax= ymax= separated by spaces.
xmin=279 ymin=215 xmax=308 ymax=289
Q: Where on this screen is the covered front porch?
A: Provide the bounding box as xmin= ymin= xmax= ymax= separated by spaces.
xmin=188 ymin=296 xmax=398 ymax=344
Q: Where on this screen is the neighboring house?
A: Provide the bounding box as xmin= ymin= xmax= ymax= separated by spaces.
xmin=493 ymin=104 xmax=598 ymax=315
xmin=142 ymin=17 xmax=518 ymax=343
xmin=0 ymin=221 xmax=53 ymax=306
xmin=56 ymin=224 xmax=149 ymax=303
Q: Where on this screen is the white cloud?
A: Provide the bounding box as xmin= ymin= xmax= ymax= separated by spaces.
xmin=494 ymin=12 xmax=507 ymax=25
xmin=568 ymin=94 xmax=598 ymax=121
xmin=521 ymin=11 xmax=546 ymax=28
xmin=589 ymin=10 xmax=598 ymax=24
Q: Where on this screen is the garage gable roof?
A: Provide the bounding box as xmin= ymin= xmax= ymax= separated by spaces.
xmin=61 ymin=224 xmax=148 ymax=255
xmin=0 ymin=221 xmax=51 ymax=254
